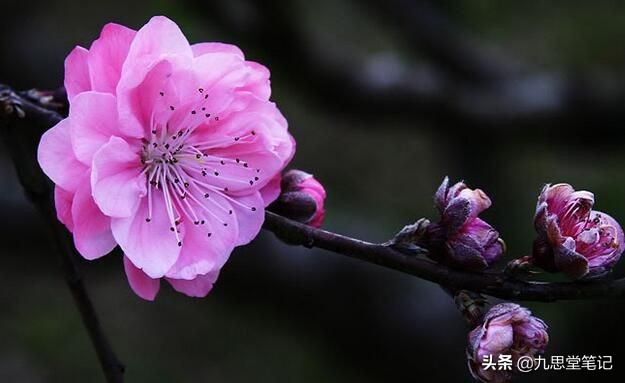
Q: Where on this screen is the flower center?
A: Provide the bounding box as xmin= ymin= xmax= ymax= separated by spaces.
xmin=139 ymin=94 xmax=261 ymax=247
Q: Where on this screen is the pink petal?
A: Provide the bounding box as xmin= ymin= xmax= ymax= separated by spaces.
xmin=165 ymin=192 xmax=239 ymax=280
xmin=54 ymin=187 xmax=74 ymax=231
xmin=117 ymin=16 xmax=194 ymax=137
xmin=166 ymin=270 xmax=219 ymax=298
xmin=192 ymin=52 xmax=248 ymax=94
xmin=191 ymin=101 xmax=293 ymax=194
xmin=191 ymin=45 xmax=270 ymax=100
xmin=123 ymin=255 xmax=160 ymax=300
xmin=37 ymin=118 xmax=88 ymax=192
xmin=64 ymin=46 xmax=92 ymax=100
xmin=479 ymin=323 xmax=514 ymax=354
xmin=91 ymin=137 xmax=146 ymax=218
xmin=191 ymin=42 xmax=244 ymax=58
xmin=111 ymin=191 xmax=183 ymax=278
xmin=230 ymin=192 xmax=265 ymax=246
xmin=88 ymin=23 xmax=136 ymax=94
xmin=71 ymin=182 xmax=117 ymax=260
xmin=69 ymin=92 xmax=128 ymax=164
xmin=259 ymin=174 xmax=282 ymax=206
xmin=239 ymin=61 xmax=271 ymax=100
xmin=119 ymin=60 xmax=213 ymax=138
xmin=124 ymin=16 xmax=192 ymax=65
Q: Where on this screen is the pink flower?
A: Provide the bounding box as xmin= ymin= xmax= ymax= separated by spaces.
xmin=270 ymin=170 xmax=326 ymax=228
xmin=467 ymin=303 xmax=548 ymax=383
xmin=37 ymin=16 xmax=295 ymax=300
xmin=422 ymin=177 xmax=505 ymax=270
xmin=532 ymin=183 xmax=625 ymax=279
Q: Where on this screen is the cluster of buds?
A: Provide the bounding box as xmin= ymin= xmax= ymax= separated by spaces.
xmin=403 ymin=179 xmax=623 ymax=382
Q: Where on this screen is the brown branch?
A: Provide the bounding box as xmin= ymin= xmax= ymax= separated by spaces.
xmin=263 ymin=211 xmax=625 ymax=302
xmin=3 ymin=82 xmax=625 ymax=308
xmin=0 ymin=84 xmax=125 ymax=383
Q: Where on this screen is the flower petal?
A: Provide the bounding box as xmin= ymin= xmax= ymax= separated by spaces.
xmin=117 ymin=16 xmax=194 ymax=136
xmin=71 ymin=182 xmax=117 ymax=260
xmin=64 ymin=46 xmax=92 ymax=100
xmin=54 ymin=187 xmax=74 ymax=231
xmin=166 ymin=270 xmax=219 ymax=298
xmin=259 ymin=174 xmax=282 ymax=206
xmin=111 ymin=190 xmax=183 ymax=278
xmin=554 ymin=237 xmax=589 ymax=279
xmin=91 ymin=136 xmax=146 ymax=218
xmin=231 ymin=192 xmax=265 ymax=246
xmin=165 ymin=191 xmax=239 ymax=279
xmin=37 ymin=118 xmax=88 ymax=192
xmin=191 ymin=42 xmax=243 ymax=58
xmin=88 ymin=23 xmax=136 ymax=94
xmin=69 ymin=92 xmax=126 ymax=164
xmin=123 ymin=255 xmax=160 ymax=300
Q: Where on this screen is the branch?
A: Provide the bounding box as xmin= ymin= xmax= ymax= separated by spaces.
xmin=0 ymin=84 xmax=125 ymax=383
xmin=4 ymin=82 xmax=625 ymax=306
xmin=263 ymin=211 xmax=625 ymax=302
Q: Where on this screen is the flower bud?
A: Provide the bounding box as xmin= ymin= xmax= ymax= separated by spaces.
xmin=421 ymin=177 xmax=505 ymax=270
xmin=270 ymin=170 xmax=326 ymax=227
xmin=532 ymin=183 xmax=625 ymax=279
xmin=467 ymin=303 xmax=549 ymax=383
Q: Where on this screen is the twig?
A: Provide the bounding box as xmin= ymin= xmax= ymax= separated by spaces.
xmin=0 ymin=84 xmax=125 ymax=383
xmin=263 ymin=211 xmax=625 ymax=302
xmin=4 ymin=82 xmax=625 ymax=307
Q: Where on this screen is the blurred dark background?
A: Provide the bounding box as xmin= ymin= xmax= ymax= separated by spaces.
xmin=2 ymin=0 xmax=625 ymax=381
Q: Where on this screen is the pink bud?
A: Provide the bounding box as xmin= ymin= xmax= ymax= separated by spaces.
xmin=532 ymin=183 xmax=625 ymax=279
xmin=271 ymin=170 xmax=326 ymax=227
xmin=423 ymin=177 xmax=505 ymax=270
xmin=467 ymin=303 xmax=549 ymax=383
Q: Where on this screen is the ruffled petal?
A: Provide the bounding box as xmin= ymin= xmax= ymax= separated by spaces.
xmin=111 ymin=190 xmax=183 ymax=278
xmin=166 ymin=269 xmax=219 ymax=298
xmin=69 ymin=92 xmax=127 ymax=164
xmin=165 ymin=191 xmax=239 ymax=279
xmin=259 ymin=174 xmax=282 ymax=206
xmin=117 ymin=16 xmax=194 ymax=137
xmin=37 ymin=118 xmax=88 ymax=192
xmin=123 ymin=255 xmax=160 ymax=300
xmin=71 ymin=182 xmax=117 ymax=260
xmin=88 ymin=23 xmax=136 ymax=94
xmin=64 ymin=46 xmax=92 ymax=100
xmin=191 ymin=42 xmax=243 ymax=58
xmin=54 ymin=187 xmax=74 ymax=231
xmin=91 ymin=136 xmax=146 ymax=218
